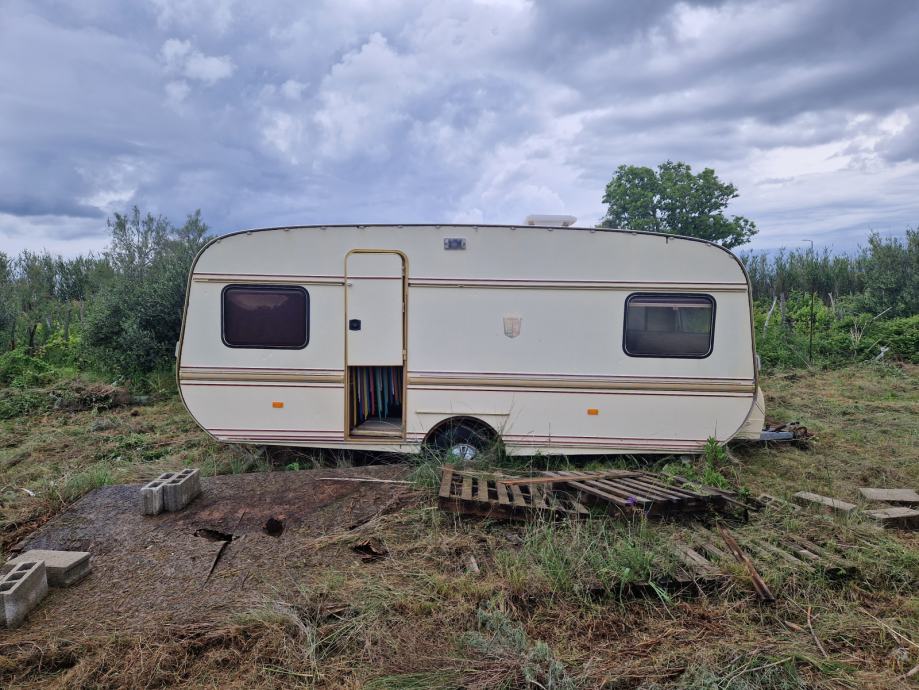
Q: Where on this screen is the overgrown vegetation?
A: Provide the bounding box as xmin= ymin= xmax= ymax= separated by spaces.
xmin=0 ymin=206 xmax=209 ymax=387
xmin=742 ymin=229 xmax=919 ymax=369
xmin=1 ymin=365 xmax=917 ymax=688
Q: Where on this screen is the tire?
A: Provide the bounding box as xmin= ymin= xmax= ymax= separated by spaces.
xmin=427 ymin=419 xmax=498 ymax=464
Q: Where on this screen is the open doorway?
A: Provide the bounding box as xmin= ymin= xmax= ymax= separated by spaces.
xmin=344 ymin=251 xmax=406 ymax=438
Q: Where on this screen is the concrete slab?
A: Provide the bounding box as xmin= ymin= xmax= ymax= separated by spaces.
xmin=793 ymin=492 xmax=856 ymax=514
xmin=864 ymin=506 xmax=919 ymax=528
xmin=858 ymin=488 xmax=919 ymax=505
xmin=2 ymin=550 xmax=91 ymax=587
xmin=163 ymin=468 xmax=201 ymax=512
xmin=11 ymin=465 xmax=411 ymax=635
xmin=1 ymin=560 xmax=48 ymax=629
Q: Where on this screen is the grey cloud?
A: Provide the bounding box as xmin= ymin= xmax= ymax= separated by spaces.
xmin=1 ymin=0 xmax=917 ymax=254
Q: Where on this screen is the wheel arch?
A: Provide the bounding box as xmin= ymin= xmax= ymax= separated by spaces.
xmin=422 ymin=415 xmax=501 ymax=447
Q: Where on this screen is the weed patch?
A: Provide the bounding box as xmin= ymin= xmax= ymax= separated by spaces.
xmin=459 ymin=602 xmax=579 ymax=689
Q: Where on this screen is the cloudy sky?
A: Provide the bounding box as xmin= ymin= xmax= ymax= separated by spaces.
xmin=2 ymin=0 xmax=918 ymax=256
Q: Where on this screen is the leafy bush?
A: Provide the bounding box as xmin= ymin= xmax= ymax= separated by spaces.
xmin=0 ymin=349 xmax=56 ymax=387
xmin=754 ymin=292 xmax=919 ymax=369
xmin=36 ymin=331 xmax=83 ymax=369
xmin=0 ymin=387 xmax=50 ymax=419
xmin=871 ymin=315 xmax=919 ymax=363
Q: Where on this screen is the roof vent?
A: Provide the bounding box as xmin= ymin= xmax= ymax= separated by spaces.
xmin=524 ymin=214 xmax=577 ymax=227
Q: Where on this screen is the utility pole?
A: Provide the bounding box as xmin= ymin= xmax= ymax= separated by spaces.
xmin=802 ymin=239 xmax=815 ymax=363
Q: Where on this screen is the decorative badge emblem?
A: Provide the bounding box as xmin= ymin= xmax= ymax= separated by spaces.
xmin=503 ymin=316 xmax=522 ymax=338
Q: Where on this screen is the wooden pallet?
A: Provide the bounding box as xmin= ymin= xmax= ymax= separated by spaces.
xmin=438 ymin=465 xmax=590 ymax=520
xmin=540 ymin=470 xmax=728 ymax=515
xmin=675 ymin=525 xmax=858 ymax=584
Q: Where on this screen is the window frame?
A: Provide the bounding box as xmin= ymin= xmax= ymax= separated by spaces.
xmin=622 ymin=292 xmax=716 ymax=359
xmin=221 ymin=284 xmax=310 ymax=350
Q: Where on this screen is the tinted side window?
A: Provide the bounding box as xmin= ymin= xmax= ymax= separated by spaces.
xmin=222 ymin=285 xmax=309 ymax=349
xmin=624 ymin=294 xmax=714 ymax=358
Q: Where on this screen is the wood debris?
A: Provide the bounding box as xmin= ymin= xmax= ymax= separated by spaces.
xmin=792 ymin=491 xmax=856 ymax=514
xmin=717 ymin=523 xmax=775 ymax=602
xmin=352 ymin=537 xmax=388 ymax=561
xmin=858 ymin=488 xmax=919 ymax=505
xmin=438 ymin=466 xmax=736 ymax=521
xmin=438 ymin=465 xmax=589 ymax=520
xmin=864 ymin=506 xmax=919 ymax=529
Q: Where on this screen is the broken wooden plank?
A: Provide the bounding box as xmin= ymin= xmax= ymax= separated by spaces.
xmin=864 ymin=506 xmax=919 ymax=528
xmin=793 ymin=492 xmax=856 ymax=514
xmin=542 ymin=471 xmax=634 ymax=507
xmin=461 ymin=475 xmax=473 ymax=502
xmin=475 ymin=476 xmax=490 ymax=503
xmin=501 ymin=470 xmax=638 ymax=486
xmin=509 ymin=483 xmax=528 ymax=508
xmin=751 ymin=539 xmax=815 ymax=571
xmin=528 ymin=485 xmax=549 ymax=510
xmin=858 ymin=488 xmax=919 ymax=505
xmin=495 ymin=481 xmax=511 ymax=506
xmin=717 ymin=524 xmax=775 ymax=602
xmin=438 ymin=465 xmax=455 ymax=499
xmin=673 ymin=543 xmax=721 ymax=578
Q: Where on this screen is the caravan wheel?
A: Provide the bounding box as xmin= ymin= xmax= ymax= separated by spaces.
xmin=426 ymin=419 xmax=498 ymax=464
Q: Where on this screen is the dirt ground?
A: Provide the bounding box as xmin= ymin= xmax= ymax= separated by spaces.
xmin=9 ymin=466 xmax=413 ymax=637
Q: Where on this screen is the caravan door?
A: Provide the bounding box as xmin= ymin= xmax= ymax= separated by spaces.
xmin=344 ymin=251 xmax=406 ymax=437
xmin=345 ymin=251 xmax=405 ymax=365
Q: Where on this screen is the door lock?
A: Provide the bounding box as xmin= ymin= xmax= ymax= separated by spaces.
xmin=349 ymin=319 xmax=361 ymax=331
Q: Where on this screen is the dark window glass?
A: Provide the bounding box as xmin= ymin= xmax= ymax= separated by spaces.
xmin=623 ymin=294 xmax=714 ymax=358
xmin=222 ymin=285 xmax=309 ymax=348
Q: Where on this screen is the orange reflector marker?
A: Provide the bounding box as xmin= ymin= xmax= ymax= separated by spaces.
xmin=587 ymin=408 xmax=599 ymax=416
xmin=272 ymin=401 xmax=284 ymax=409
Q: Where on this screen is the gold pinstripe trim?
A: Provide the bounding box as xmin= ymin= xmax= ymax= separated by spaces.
xmin=407 ymin=375 xmax=754 ymax=393
xmin=179 ymin=369 xmax=753 ymax=392
xmin=193 ymin=273 xmax=345 ymax=286
xmin=180 ymin=368 xmax=343 ymax=384
xmin=408 ymin=278 xmax=748 ymax=292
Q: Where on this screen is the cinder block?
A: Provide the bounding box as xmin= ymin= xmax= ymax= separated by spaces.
xmin=139 ymin=472 xmax=177 ymax=515
xmin=2 ymin=550 xmax=91 ymax=587
xmin=0 ymin=561 xmax=48 ymax=629
xmin=162 ymin=469 xmax=201 ymax=512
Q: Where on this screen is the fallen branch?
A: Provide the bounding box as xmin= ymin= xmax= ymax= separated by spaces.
xmin=859 ymin=608 xmax=919 ymax=650
xmin=807 ymin=606 xmax=828 ymax=658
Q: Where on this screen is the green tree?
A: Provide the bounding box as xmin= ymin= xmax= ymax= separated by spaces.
xmin=0 ymin=253 xmax=17 ymax=350
xmin=860 ymin=229 xmax=919 ymax=317
xmin=82 ymin=209 xmax=211 ymax=379
xmin=600 ymin=160 xmax=757 ymax=248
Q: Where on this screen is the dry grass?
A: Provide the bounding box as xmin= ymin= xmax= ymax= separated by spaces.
xmin=1 ymin=363 xmax=917 ymax=688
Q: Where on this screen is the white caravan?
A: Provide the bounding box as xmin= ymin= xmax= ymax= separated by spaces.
xmin=177 ymin=222 xmax=765 ymax=458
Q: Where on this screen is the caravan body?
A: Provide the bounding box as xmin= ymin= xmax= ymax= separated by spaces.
xmin=177 ymin=224 xmax=764 ymax=456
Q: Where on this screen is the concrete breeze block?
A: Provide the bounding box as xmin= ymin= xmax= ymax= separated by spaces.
xmin=162 ymin=469 xmax=201 ymax=512
xmin=0 ymin=561 xmax=48 ymax=629
xmin=139 ymin=472 xmax=178 ymax=515
xmin=2 ymin=550 xmax=91 ymax=587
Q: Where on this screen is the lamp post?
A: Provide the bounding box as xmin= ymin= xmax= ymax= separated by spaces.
xmin=802 ymin=239 xmax=815 ymax=363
